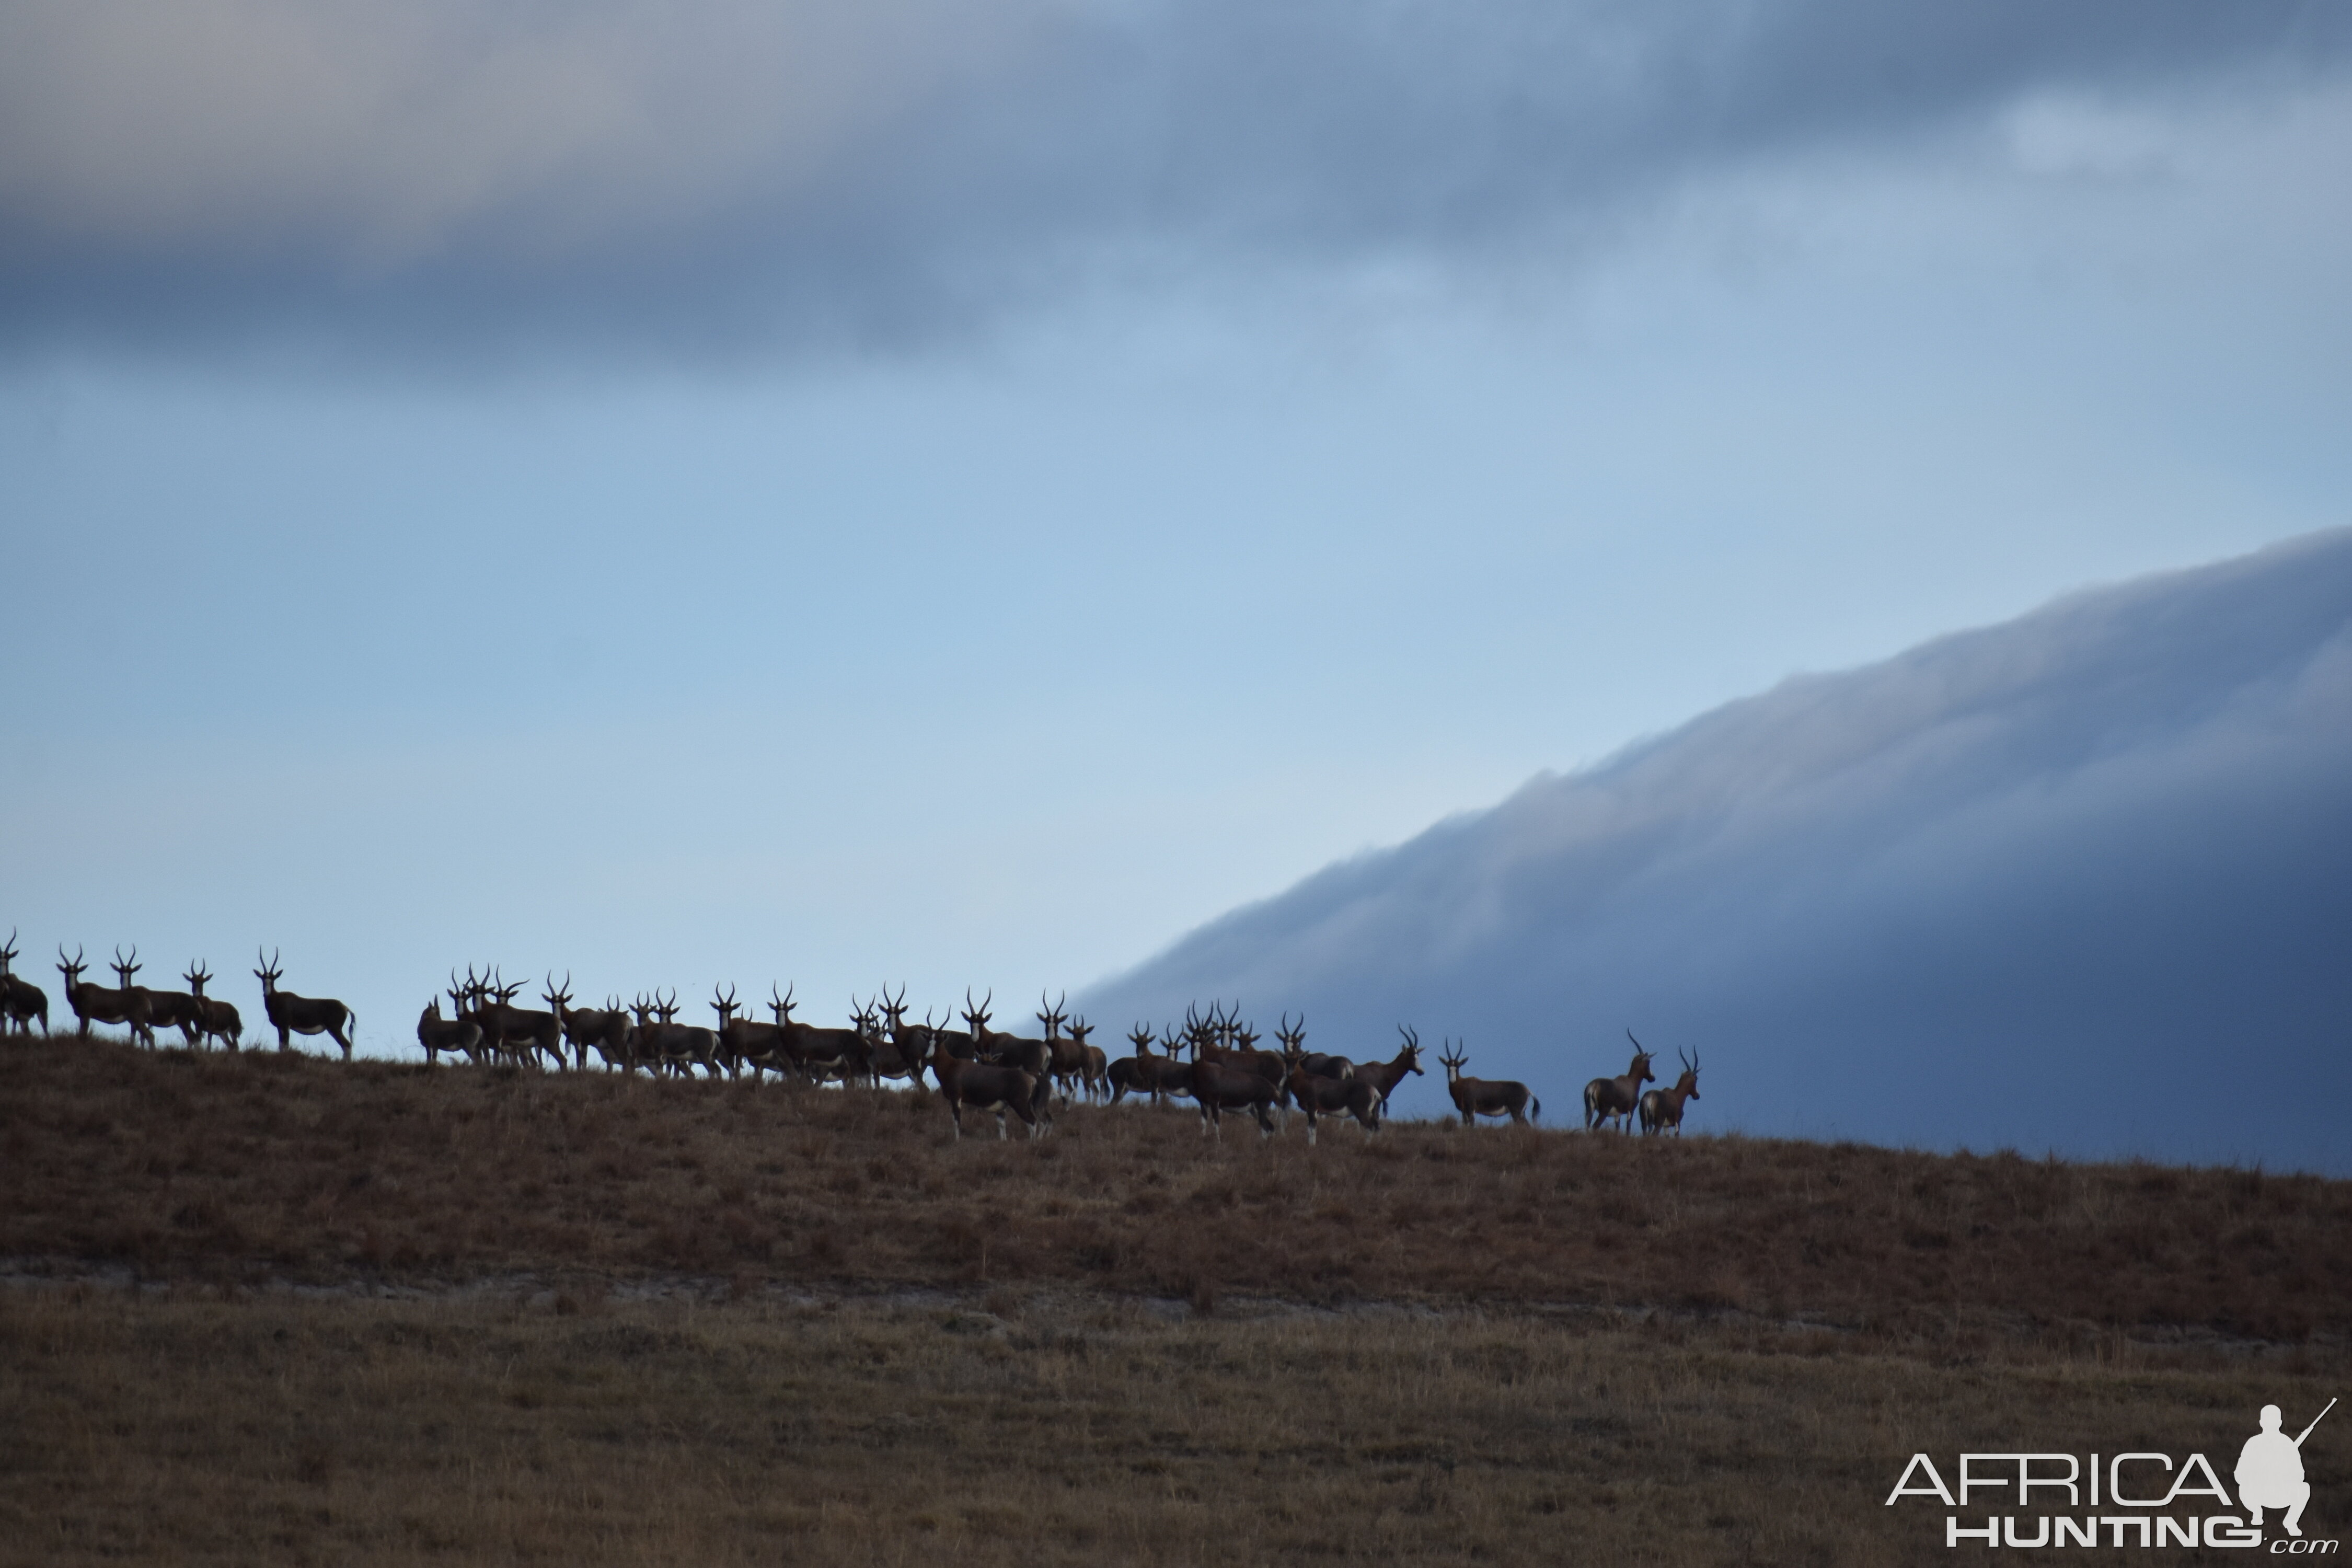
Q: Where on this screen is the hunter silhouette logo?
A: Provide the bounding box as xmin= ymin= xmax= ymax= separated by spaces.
xmin=2241 ymin=1400 xmax=2333 ymax=1539
xmin=1885 ymin=1397 xmax=2336 ymax=1550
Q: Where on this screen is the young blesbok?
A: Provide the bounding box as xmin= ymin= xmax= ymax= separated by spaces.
xmin=1189 ymin=1029 xmax=1280 ymax=1142
xmin=58 ymin=946 xmax=154 ymax=1045
xmin=253 ymin=949 xmax=355 ymax=1058
xmin=1583 ymin=1032 xmax=1656 ymax=1132
xmin=1439 ymin=1039 xmax=1540 ymax=1127
xmin=184 ymin=963 xmax=243 ymax=1051
xmin=1348 ymin=1027 xmax=1427 ymax=1123
xmin=416 ymin=996 xmax=483 ymax=1066
xmin=1638 ymin=1047 xmax=1701 ymax=1136
xmin=2 ymin=929 xmax=51 ymax=1035
xmin=1281 ymin=1041 xmax=1381 ymax=1145
xmin=926 ymin=1034 xmax=1041 ymax=1139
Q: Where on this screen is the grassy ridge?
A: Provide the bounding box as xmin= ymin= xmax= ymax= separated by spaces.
xmin=5 ymin=1034 xmax=2346 ymax=1339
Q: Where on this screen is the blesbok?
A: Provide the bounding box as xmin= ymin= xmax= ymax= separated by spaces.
xmin=1108 ymin=1023 xmax=1192 ymax=1106
xmin=1039 ymin=991 xmax=1091 ymax=1105
xmin=548 ymin=977 xmax=630 ymax=1072
xmin=1277 ymin=1013 xmax=1352 ymax=1082
xmin=416 ymin=996 xmax=484 ymax=1067
xmin=1188 ymin=1028 xmax=1280 ymax=1142
xmin=467 ymin=970 xmax=556 ymax=1068
xmin=710 ymin=983 xmax=787 ymax=1080
xmin=1281 ymin=1041 xmax=1380 ymax=1145
xmin=184 ymin=963 xmax=243 ymax=1051
xmin=1438 ymin=1039 xmax=1540 ymax=1127
xmin=926 ymin=1034 xmax=1041 ymax=1139
xmin=964 ymin=989 xmax=1051 ymax=1080
xmin=771 ymin=985 xmax=871 ymax=1085
xmin=1583 ymin=1032 xmax=1657 ymax=1133
xmin=1348 ymin=1027 xmax=1427 ymax=1123
xmin=1638 ymin=1047 xmax=1701 ymax=1136
xmin=1067 ymin=1017 xmax=1107 ymax=1103
xmin=2 ymin=929 xmax=50 ymax=1035
xmin=1189 ymin=1002 xmax=1288 ymax=1109
xmin=254 ymin=949 xmax=356 ymax=1058
xmin=123 ymin=956 xmax=203 ymax=1048
xmin=58 ymin=946 xmax=154 ymax=1045
xmin=643 ymin=989 xmax=722 ymax=1078
xmin=867 ymin=987 xmax=935 ymax=1090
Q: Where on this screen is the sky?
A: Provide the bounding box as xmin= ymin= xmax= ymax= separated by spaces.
xmin=3 ymin=2 xmax=2348 ymax=1130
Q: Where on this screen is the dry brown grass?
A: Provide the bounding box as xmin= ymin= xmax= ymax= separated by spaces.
xmin=4 ymin=1284 xmax=2342 ymax=1567
xmin=5 ymin=1035 xmax=2345 ymax=1342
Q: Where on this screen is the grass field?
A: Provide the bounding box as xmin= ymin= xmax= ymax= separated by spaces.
xmin=3 ymin=1036 xmax=2343 ymax=1563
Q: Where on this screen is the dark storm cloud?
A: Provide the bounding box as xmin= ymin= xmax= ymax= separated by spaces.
xmin=1083 ymin=530 xmax=2352 ymax=1171
xmin=1 ymin=0 xmax=2344 ymax=361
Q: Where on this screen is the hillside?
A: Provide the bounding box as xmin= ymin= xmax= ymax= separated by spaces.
xmin=1086 ymin=528 xmax=2352 ymax=1171
xmin=7 ymin=1037 xmax=2347 ymax=1341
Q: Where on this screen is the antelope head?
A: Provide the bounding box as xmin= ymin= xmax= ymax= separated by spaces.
xmin=712 ymin=983 xmax=738 ymax=1026
xmin=1396 ymin=1024 xmax=1426 ymax=1076
xmin=1439 ymin=1038 xmax=1468 ymax=1080
xmin=1624 ymin=1029 xmax=1658 ymax=1086
xmin=963 ymin=987 xmax=993 ymax=1036
xmin=1067 ymin=1016 xmax=1093 ymax=1050
xmin=771 ymin=983 xmax=797 ymax=1026
xmin=656 ymin=988 xmax=679 ymax=1024
xmin=1127 ymin=1023 xmax=1156 ymax=1054
xmin=1036 ymin=989 xmax=1068 ymax=1039
xmin=185 ymin=962 xmax=213 ymax=998
xmin=880 ymin=982 xmax=909 ymax=1030
xmin=1274 ymin=1012 xmax=1306 ymax=1056
xmin=112 ymin=944 xmax=142 ymax=989
xmin=545 ymin=972 xmax=574 ymax=1014
xmin=58 ymin=946 xmax=88 ymax=987
xmin=253 ymin=948 xmax=283 ymax=994
xmin=0 ymin=927 xmax=17 ymax=976
xmin=1678 ymin=1045 xmax=1701 ymax=1099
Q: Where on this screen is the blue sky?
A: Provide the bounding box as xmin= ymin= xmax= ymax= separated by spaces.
xmin=3 ymin=2 xmax=2347 ymax=1097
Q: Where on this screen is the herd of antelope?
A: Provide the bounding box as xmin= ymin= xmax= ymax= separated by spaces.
xmin=1 ymin=929 xmax=1705 ymax=1142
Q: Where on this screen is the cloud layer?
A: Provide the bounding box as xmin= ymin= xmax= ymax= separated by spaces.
xmin=4 ymin=0 xmax=2345 ymax=359
xmin=1083 ymin=529 xmax=2352 ymax=1171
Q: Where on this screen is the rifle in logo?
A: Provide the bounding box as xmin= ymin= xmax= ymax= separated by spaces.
xmin=2239 ymin=1398 xmax=2333 ymax=1539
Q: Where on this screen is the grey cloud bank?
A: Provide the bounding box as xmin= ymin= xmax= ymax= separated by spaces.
xmin=1083 ymin=531 xmax=2352 ymax=1171
xmin=3 ymin=0 xmax=2344 ymax=360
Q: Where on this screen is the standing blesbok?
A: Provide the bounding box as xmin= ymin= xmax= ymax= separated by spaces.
xmin=184 ymin=963 xmax=243 ymax=1051
xmin=253 ymin=948 xmax=355 ymax=1058
xmin=1189 ymin=1027 xmax=1280 ymax=1141
xmin=1583 ymin=1032 xmax=1656 ymax=1132
xmin=867 ymin=986 xmax=935 ymax=1091
xmin=1067 ymin=1017 xmax=1107 ymax=1104
xmin=111 ymin=947 xmax=167 ymax=1048
xmin=1348 ymin=1027 xmax=1427 ymax=1123
xmin=548 ymin=977 xmax=630 ymax=1072
xmin=2 ymin=929 xmax=50 ymax=1036
xmin=1281 ymin=1038 xmax=1380 ymax=1145
xmin=926 ymin=1034 xmax=1041 ymax=1139
xmin=416 ymin=995 xmax=483 ymax=1067
xmin=964 ymin=990 xmax=1052 ymax=1080
xmin=1638 ymin=1047 xmax=1701 ymax=1136
xmin=771 ymin=985 xmax=871 ymax=1085
xmin=1036 ymin=990 xmax=1090 ymax=1105
xmin=711 ymin=983 xmax=787 ymax=1080
xmin=1109 ymin=1022 xmax=1192 ymax=1106
xmin=1277 ymin=1013 xmax=1352 ymax=1083
xmin=124 ymin=959 xmax=203 ymax=1048
xmin=470 ymin=970 xmax=556 ymax=1069
xmin=57 ymin=946 xmax=154 ymax=1045
xmin=641 ymin=989 xmax=721 ymax=1078
xmin=1439 ymin=1039 xmax=1540 ymax=1126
